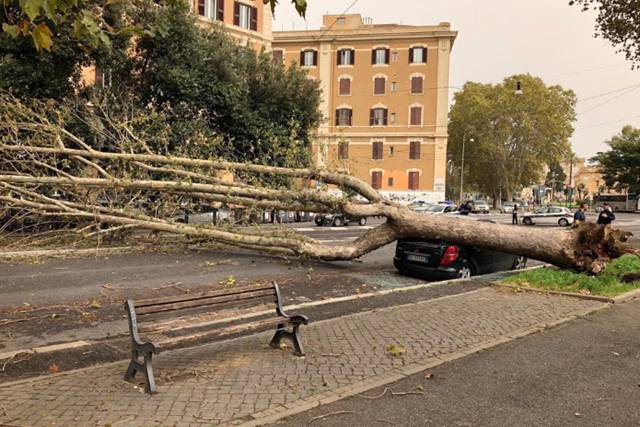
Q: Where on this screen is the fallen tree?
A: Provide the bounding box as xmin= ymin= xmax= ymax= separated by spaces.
xmin=0 ymin=96 xmax=635 ymax=273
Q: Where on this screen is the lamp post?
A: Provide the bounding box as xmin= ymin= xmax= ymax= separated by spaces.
xmin=460 ymin=131 xmax=474 ymax=202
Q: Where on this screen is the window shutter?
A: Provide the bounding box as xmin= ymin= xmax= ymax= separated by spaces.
xmin=409 ymin=172 xmax=420 ymax=190
xmin=372 ymin=171 xmax=382 ymax=189
xmin=337 ymin=50 xmax=342 ymax=66
xmin=410 ymin=141 xmax=421 ymax=159
xmin=424 ymin=47 xmax=428 ymax=63
xmin=411 ymin=107 xmax=421 ymax=125
xmin=233 ymin=1 xmax=240 ymax=25
xmin=409 ymin=47 xmax=414 ymax=63
xmin=300 ymin=51 xmax=305 ymax=65
xmin=369 ymin=109 xmax=375 ymax=126
xmin=411 ymin=77 xmax=423 ymax=94
xmin=335 ymin=109 xmax=340 ymax=126
xmin=383 ymin=109 xmax=388 ymax=125
xmin=198 ymin=0 xmax=205 ymax=15
xmin=374 ymin=77 xmax=385 ymax=95
xmin=350 ymin=49 xmax=355 ymax=65
xmin=371 ymin=49 xmax=376 ymax=64
xmin=313 ymin=50 xmax=318 ymax=66
xmin=348 ymin=109 xmax=353 ymax=126
xmin=217 ymin=0 xmax=224 ymax=20
xmin=385 ymin=48 xmax=390 ymax=64
xmin=339 ymin=78 xmax=350 ymax=95
xmin=250 ymin=6 xmax=257 ymax=31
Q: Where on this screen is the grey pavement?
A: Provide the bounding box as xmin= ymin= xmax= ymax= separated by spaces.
xmin=0 ymin=287 xmax=603 ymax=426
xmin=273 ymin=295 xmax=640 ymax=427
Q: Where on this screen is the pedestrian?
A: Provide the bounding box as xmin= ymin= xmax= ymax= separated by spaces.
xmin=596 ymin=202 xmax=616 ymax=226
xmin=574 ymin=203 xmax=587 ymax=224
xmin=512 ymin=203 xmax=519 ymax=225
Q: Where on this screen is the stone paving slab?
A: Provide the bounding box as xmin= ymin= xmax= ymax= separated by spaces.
xmin=0 ymin=288 xmax=604 ymax=427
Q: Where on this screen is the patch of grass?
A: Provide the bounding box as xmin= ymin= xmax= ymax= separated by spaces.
xmin=503 ymin=255 xmax=640 ymax=297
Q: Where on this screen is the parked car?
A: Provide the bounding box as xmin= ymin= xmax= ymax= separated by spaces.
xmin=408 ymin=200 xmax=433 ymax=214
xmin=500 ymin=202 xmax=516 ymax=214
xmin=314 ymin=213 xmax=367 ymax=227
xmin=472 ymin=200 xmax=490 ymax=214
xmin=522 ymin=206 xmax=574 ymax=227
xmin=418 ymin=204 xmax=455 ymax=215
xmin=394 ymin=221 xmax=528 ymax=280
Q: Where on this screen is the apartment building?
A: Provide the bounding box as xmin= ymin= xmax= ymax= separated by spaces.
xmin=273 ymin=14 xmax=457 ymax=202
xmin=192 ymin=0 xmax=273 ymax=48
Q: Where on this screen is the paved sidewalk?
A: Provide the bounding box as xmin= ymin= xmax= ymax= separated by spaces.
xmin=0 ymin=288 xmax=603 ymax=426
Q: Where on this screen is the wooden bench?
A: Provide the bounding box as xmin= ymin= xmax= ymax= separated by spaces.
xmin=124 ymin=281 xmax=308 ymax=394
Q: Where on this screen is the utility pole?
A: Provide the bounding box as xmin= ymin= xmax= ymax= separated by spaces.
xmin=568 ymin=154 xmax=574 ymax=207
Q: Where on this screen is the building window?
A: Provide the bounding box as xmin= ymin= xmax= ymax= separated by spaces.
xmin=338 ymin=142 xmax=349 ymax=160
xmin=410 ymin=106 xmax=422 ymax=126
xmin=411 ymin=76 xmax=424 ymax=94
xmin=374 ymin=77 xmax=386 ymax=95
xmin=300 ymin=49 xmax=318 ymax=67
xmin=371 ymin=171 xmax=383 ymax=189
xmin=234 ymin=2 xmax=257 ymax=30
xmin=409 ymin=141 xmax=421 ymax=160
xmin=390 ymin=112 xmax=396 ymax=124
xmin=388 ymin=146 xmax=395 ymax=156
xmin=408 ymin=171 xmax=420 ymax=190
xmin=388 ymin=177 xmax=394 ymax=187
xmin=391 ymin=51 xmax=398 ymax=62
xmin=372 ymin=141 xmax=383 ymax=160
xmin=371 ymin=48 xmax=390 ymax=65
xmin=335 ymin=108 xmax=353 ymax=126
xmin=370 ymin=108 xmax=388 ymax=126
xmin=337 ymin=49 xmax=355 ymax=66
xmin=272 ymin=49 xmax=284 ymax=64
xmin=409 ymin=46 xmax=427 ymax=64
xmin=339 ymin=78 xmax=351 ymax=96
xmin=390 ymin=82 xmax=397 ymax=92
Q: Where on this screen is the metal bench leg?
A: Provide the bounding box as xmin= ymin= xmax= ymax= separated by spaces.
xmin=269 ymin=323 xmax=286 ymax=349
xmin=291 ymin=323 xmax=305 ymax=357
xmin=143 ymin=352 xmax=157 ymax=394
xmin=124 ymin=349 xmax=139 ymax=381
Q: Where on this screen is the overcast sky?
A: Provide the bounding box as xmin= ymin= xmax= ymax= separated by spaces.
xmin=273 ymin=0 xmax=640 ymax=160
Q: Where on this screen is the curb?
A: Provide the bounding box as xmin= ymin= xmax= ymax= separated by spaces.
xmin=238 ymin=302 xmax=610 ymax=427
xmin=492 ymin=283 xmax=640 ymax=304
xmin=0 ymin=246 xmax=135 ymax=260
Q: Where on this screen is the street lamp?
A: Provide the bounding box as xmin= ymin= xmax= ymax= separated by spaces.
xmin=460 ymin=132 xmax=474 ymax=202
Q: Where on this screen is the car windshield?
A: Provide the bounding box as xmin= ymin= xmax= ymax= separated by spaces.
xmin=425 ymin=205 xmax=444 ymax=213
xmin=535 ymin=208 xmax=548 ymax=214
xmin=410 ymin=201 xmax=431 ymax=208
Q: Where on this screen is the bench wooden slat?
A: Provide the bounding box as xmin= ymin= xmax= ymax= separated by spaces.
xmin=135 ymin=289 xmax=276 ymax=316
xmin=135 ymin=283 xmax=275 ymax=308
xmin=138 ymin=303 xmax=275 ymax=334
xmin=136 ymin=295 xmax=276 ymax=324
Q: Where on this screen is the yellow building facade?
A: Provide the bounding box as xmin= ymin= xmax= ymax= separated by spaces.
xmin=273 ymin=15 xmax=457 ymax=202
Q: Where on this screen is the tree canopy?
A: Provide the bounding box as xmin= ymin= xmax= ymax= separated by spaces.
xmin=448 ymin=74 xmax=576 ymax=201
xmin=569 ymin=0 xmax=640 ymax=66
xmin=545 ymin=160 xmax=567 ymax=193
xmin=591 ymin=125 xmax=640 ymax=193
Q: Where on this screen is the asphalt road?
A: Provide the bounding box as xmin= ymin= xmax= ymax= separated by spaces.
xmin=1 ymin=212 xmax=638 ymax=309
xmin=272 ymin=297 xmax=640 ymax=427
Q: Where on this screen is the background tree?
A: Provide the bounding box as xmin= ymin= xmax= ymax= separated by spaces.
xmin=545 ymin=160 xmax=567 ymax=194
xmin=448 ymin=74 xmax=576 ymax=205
xmin=591 ymin=125 xmax=640 ymax=193
xmin=570 ymin=0 xmax=640 ymax=66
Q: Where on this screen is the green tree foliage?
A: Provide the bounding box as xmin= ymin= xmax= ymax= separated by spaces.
xmin=591 ymin=125 xmax=640 ymax=193
xmin=569 ymin=0 xmax=640 ymax=66
xmin=545 ymin=160 xmax=567 ymax=193
xmin=448 ymin=74 xmax=576 ymax=201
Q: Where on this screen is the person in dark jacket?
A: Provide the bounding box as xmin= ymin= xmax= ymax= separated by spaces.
xmin=597 ymin=203 xmax=616 ymax=225
xmin=512 ymin=204 xmax=519 ymax=225
xmin=574 ymin=203 xmax=587 ymax=224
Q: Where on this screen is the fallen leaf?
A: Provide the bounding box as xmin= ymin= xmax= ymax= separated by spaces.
xmin=89 ymin=300 xmax=102 ymax=309
xmin=574 ymin=412 xmax=581 ymax=417
xmin=416 ymin=384 xmax=424 ymax=391
xmin=47 ymin=363 xmax=59 ymax=374
xmin=612 ymin=352 xmax=620 ymax=356
xmin=424 ymin=373 xmax=434 ymax=380
xmin=385 ymin=344 xmax=406 ymax=357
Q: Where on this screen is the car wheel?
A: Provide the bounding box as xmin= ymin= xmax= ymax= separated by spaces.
xmin=333 ymin=217 xmax=343 ymax=227
xmin=358 ymin=217 xmax=367 ymax=226
xmin=457 ymin=260 xmax=474 ymax=279
xmin=512 ymin=256 xmax=528 ymax=270
xmin=558 ymin=218 xmax=569 ymax=227
xmin=523 ymin=217 xmax=533 ymax=226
